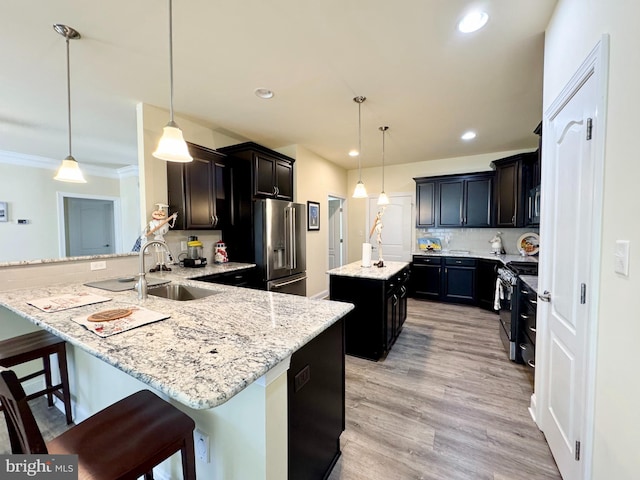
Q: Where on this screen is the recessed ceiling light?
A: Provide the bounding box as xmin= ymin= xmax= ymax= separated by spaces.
xmin=349 ymin=149 xmax=359 ymax=157
xmin=254 ymin=88 xmax=274 ymax=99
xmin=458 ymin=11 xmax=489 ymax=33
xmin=461 ymin=131 xmax=477 ymax=141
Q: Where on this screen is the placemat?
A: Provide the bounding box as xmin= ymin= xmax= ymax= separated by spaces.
xmin=72 ymin=306 xmax=170 ymax=337
xmin=28 ymin=292 xmax=112 ymax=313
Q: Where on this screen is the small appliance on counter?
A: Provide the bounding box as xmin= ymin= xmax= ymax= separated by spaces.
xmin=183 ymin=236 xmax=207 ymax=268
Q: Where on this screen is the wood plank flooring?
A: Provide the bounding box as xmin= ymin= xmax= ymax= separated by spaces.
xmin=1 ymin=299 xmax=561 ymax=480
xmin=328 ymin=298 xmax=561 ymax=480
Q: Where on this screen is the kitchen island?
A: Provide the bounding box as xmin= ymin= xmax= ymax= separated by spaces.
xmin=328 ymin=261 xmax=410 ymax=361
xmin=0 ymin=262 xmax=353 ymax=479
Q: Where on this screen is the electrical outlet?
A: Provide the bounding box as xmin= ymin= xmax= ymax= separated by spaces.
xmin=194 ymin=429 xmax=210 ymax=463
xmin=181 ymin=241 xmax=187 ymax=251
xmin=90 ymin=261 xmax=106 ymax=271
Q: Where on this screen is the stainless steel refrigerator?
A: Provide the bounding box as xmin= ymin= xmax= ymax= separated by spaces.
xmin=254 ymin=199 xmax=307 ymax=296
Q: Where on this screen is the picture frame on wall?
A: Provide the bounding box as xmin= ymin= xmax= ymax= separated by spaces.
xmin=307 ymin=201 xmax=320 ymax=231
xmin=0 ymin=202 xmax=7 ymax=222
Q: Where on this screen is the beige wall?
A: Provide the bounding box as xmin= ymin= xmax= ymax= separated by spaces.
xmin=346 ymin=149 xmax=533 ymax=263
xmin=293 ymin=145 xmax=348 ymax=298
xmin=545 ymin=1 xmax=640 ymax=478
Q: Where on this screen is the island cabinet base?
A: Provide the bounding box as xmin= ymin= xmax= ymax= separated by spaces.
xmin=288 ymin=318 xmax=345 ymax=480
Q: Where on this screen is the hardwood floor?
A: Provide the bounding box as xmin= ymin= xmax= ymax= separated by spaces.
xmin=328 ymin=298 xmax=561 ymax=480
xmin=1 ymin=299 xmax=561 ymax=480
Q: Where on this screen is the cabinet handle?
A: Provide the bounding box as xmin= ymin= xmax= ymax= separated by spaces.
xmin=521 ymin=289 xmax=529 ymax=295
xmin=528 ymin=196 xmax=532 ymax=220
xmin=529 ymin=326 xmax=537 ymax=333
xmin=527 ymin=359 xmax=535 ymax=368
xmin=211 ymin=214 xmax=215 ymax=226
xmin=521 ymin=314 xmax=529 ymax=319
xmin=530 ymin=299 xmax=537 ymax=305
xmin=512 ymin=215 xmax=515 ymax=224
xmin=455 ymin=260 xmax=462 ymax=264
xmin=438 ymin=267 xmax=441 ymax=275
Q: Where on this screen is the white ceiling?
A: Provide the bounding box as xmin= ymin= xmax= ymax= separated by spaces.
xmin=0 ymin=0 xmax=557 ymax=171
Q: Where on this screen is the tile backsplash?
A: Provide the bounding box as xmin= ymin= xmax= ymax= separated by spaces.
xmin=416 ymin=227 xmax=540 ymax=256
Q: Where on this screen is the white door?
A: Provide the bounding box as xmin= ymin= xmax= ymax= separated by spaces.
xmin=367 ymin=194 xmax=413 ymax=262
xmin=328 ymin=197 xmax=344 ymax=269
xmin=65 ymin=197 xmax=116 ymax=256
xmin=538 ymin=44 xmax=604 ymax=480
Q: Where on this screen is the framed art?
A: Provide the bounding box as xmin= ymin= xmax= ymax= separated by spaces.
xmin=307 ymin=201 xmax=320 ymax=231
xmin=0 ymin=202 xmax=7 ymax=222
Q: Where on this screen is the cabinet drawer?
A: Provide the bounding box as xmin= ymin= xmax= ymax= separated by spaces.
xmin=412 ymin=256 xmax=442 ymax=266
xmin=520 ymin=338 xmax=535 ymax=370
xmin=520 ymin=310 xmax=536 ymax=344
xmin=444 ymin=257 xmax=476 ymax=267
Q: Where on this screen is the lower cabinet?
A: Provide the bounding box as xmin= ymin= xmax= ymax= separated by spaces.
xmin=518 ymin=279 xmax=537 ymax=384
xmin=192 ymin=267 xmax=255 ymax=287
xmin=410 ymin=256 xmax=442 ymax=299
xmin=476 ymin=259 xmax=499 ymax=311
xmin=442 ymin=257 xmax=477 ymax=304
xmin=329 ymin=266 xmax=410 ymax=361
xmin=288 ymin=318 xmax=345 ymax=480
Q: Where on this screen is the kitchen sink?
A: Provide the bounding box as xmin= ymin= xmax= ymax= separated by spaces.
xmin=147 ymin=283 xmax=220 ymax=301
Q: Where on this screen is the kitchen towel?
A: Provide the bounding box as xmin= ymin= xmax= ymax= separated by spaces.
xmin=72 ymin=306 xmax=170 ymax=337
xmin=494 ymin=278 xmax=501 ymax=311
xmin=362 ymin=243 xmax=372 ymax=267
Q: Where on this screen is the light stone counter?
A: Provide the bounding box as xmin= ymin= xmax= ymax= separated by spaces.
xmin=326 ymin=260 xmax=410 ymax=280
xmin=0 ymin=270 xmax=353 ymax=410
xmin=519 ymin=275 xmax=539 ymax=292
xmin=412 ymin=250 xmax=539 ymax=265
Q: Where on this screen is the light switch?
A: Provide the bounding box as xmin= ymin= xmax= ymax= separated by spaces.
xmin=614 ymin=240 xmax=630 ymax=276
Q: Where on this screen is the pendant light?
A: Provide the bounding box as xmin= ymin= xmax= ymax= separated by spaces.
xmin=377 ymin=126 xmax=389 ymax=206
xmin=53 ymin=24 xmax=86 ymax=183
xmin=352 ymin=96 xmax=368 ymax=198
xmin=152 ymin=0 xmax=193 ymax=163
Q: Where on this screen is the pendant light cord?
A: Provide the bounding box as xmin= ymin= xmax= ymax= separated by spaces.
xmin=168 ymin=0 xmax=175 ymax=123
xmin=65 ymin=36 xmax=72 ymax=157
xmin=357 ymin=100 xmax=362 ymax=182
xmin=381 ymin=127 xmax=385 ymax=190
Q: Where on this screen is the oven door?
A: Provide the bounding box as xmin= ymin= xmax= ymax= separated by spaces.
xmin=498 ymin=278 xmax=517 ymax=360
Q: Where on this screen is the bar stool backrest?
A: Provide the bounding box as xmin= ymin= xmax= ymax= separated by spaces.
xmin=0 ymin=367 xmax=48 ymax=454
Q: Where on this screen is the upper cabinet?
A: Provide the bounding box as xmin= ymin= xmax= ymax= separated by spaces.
xmin=415 ymin=172 xmax=494 ymax=228
xmin=491 ymin=151 xmax=537 ymax=228
xmin=218 ymin=142 xmax=294 ymax=201
xmin=167 ymin=143 xmax=230 ymax=230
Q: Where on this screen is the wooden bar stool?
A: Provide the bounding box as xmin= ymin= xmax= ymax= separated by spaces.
xmin=0 ymin=367 xmax=197 ymax=480
xmin=0 ymin=329 xmax=73 ymax=424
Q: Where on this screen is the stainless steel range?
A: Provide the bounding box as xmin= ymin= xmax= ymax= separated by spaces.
xmin=496 ymin=261 xmax=538 ymax=362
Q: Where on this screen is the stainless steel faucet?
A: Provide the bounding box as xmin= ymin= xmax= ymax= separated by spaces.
xmin=137 ymin=240 xmax=172 ymax=300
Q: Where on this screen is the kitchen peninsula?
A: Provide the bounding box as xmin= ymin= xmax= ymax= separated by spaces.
xmin=0 ymin=260 xmax=353 ymax=480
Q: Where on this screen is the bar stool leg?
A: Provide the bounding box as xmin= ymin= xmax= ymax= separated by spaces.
xmin=43 ymin=353 xmax=54 ymax=407
xmin=182 ymin=438 xmax=197 ymax=480
xmin=57 ymin=345 xmax=73 ymax=425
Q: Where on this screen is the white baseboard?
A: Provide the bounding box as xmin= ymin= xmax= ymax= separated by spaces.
xmin=312 ymin=289 xmax=329 ymax=300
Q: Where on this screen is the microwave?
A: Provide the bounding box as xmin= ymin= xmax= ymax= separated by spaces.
xmin=528 ymin=185 xmax=541 ymax=225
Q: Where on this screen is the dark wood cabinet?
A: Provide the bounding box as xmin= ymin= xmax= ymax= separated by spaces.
xmin=476 ymin=259 xmax=499 ymax=312
xmin=442 ymin=257 xmax=477 ymax=304
xmin=416 ymin=181 xmax=436 ymax=227
xmin=329 ymin=265 xmax=410 ymax=361
xmin=167 ymin=143 xmax=229 ymax=230
xmin=219 ymin=142 xmax=295 ymax=201
xmin=518 ymin=279 xmax=537 ymax=384
xmin=492 ymin=152 xmax=537 ymax=228
xmin=192 ymin=267 xmax=255 ymax=287
xmin=288 ymin=318 xmax=344 ymax=480
xmin=414 ymin=172 xmax=493 ymax=228
xmin=410 ymin=256 xmax=442 ymax=300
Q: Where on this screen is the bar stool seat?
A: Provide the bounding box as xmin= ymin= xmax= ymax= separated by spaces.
xmin=0 ymin=368 xmax=197 ymax=480
xmin=0 ymin=329 xmax=72 ymax=424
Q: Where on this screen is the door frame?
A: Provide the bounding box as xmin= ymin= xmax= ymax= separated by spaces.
xmin=327 ymin=194 xmax=346 ymax=269
xmin=536 ymin=35 xmax=609 ymax=480
xmin=56 ymin=192 xmax=123 ymax=258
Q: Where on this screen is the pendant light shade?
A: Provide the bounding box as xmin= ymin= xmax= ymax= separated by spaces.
xmin=153 ymin=0 xmax=193 ymax=163
xmin=53 ymin=24 xmax=86 ymax=184
xmin=377 ymin=126 xmax=389 ymax=206
xmin=352 ymin=96 xmax=368 ymax=198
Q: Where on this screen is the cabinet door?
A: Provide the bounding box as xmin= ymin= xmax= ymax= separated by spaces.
xmin=410 ymin=260 xmax=442 ymax=300
xmin=275 ymin=159 xmax=293 ymax=200
xmin=254 ymin=154 xmax=276 ymax=197
xmin=476 ymin=259 xmax=499 ymax=311
xmin=416 ymin=181 xmax=436 ymax=227
xmin=465 ymin=176 xmax=492 ymax=227
xmin=184 ymin=158 xmax=215 ymax=229
xmin=213 ymin=160 xmax=229 ymax=229
xmin=495 ymin=162 xmax=519 ymax=227
xmin=438 ymin=180 xmax=464 ymax=226
xmin=385 ymin=289 xmax=395 ymax=350
xmin=442 ymin=265 xmax=476 ymax=304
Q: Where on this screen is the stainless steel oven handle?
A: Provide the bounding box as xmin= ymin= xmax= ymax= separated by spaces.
xmin=270 ymin=275 xmax=307 ymax=289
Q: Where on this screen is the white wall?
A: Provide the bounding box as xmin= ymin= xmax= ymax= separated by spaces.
xmin=545 ymin=1 xmax=640 ymax=478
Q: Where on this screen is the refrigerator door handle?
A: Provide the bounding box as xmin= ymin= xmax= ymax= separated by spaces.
xmin=290 ymin=207 xmax=297 ymax=269
xmin=270 ymin=275 xmax=307 ymax=289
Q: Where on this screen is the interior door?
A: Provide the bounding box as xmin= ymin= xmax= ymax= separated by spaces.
xmin=65 ymin=197 xmax=115 ymax=257
xmin=539 ymin=64 xmax=597 ymax=480
xmin=328 ymin=197 xmax=343 ymax=270
xmin=367 ymin=194 xmax=412 ymax=262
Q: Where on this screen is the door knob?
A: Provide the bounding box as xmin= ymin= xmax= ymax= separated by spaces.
xmin=538 ymin=290 xmax=551 ymax=302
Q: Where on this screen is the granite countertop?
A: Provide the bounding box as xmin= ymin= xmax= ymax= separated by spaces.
xmin=412 ymin=250 xmax=539 ymax=265
xmin=0 ymin=268 xmax=353 ymax=410
xmin=326 ymin=260 xmax=410 ymax=280
xmin=519 ymin=275 xmax=539 ymax=292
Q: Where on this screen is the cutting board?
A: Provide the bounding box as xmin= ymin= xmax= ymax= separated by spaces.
xmin=84 ymin=277 xmax=170 ymax=292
